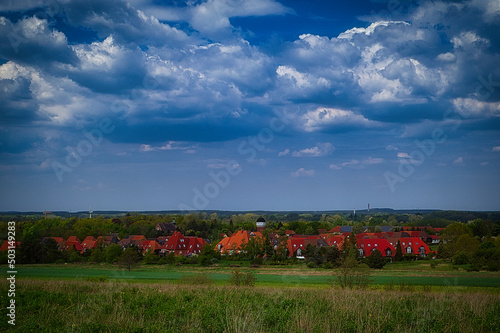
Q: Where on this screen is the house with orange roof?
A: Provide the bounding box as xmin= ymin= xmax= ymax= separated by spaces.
xmin=81 ymin=238 xmax=97 ymax=253
xmin=139 ymin=240 xmax=162 ymax=254
xmin=214 ymin=230 xmax=263 ymax=255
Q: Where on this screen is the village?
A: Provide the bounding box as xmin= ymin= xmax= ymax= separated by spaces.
xmin=1 ymin=217 xmax=442 ymax=263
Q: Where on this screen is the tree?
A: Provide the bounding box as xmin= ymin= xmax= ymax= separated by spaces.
xmin=442 ymin=223 xmax=472 ymax=244
xmin=119 ymin=247 xmax=141 ymax=271
xmin=18 ymin=237 xmax=43 ymax=264
xmin=325 ymin=245 xmax=341 ymax=267
xmin=41 ymin=238 xmax=62 ymax=263
xmin=452 ymin=234 xmax=480 ymax=255
xmin=199 ymin=243 xmax=220 ymax=266
xmin=366 ymin=249 xmax=386 ymax=269
xmin=352 ymin=223 xmax=365 ymax=235
xmin=343 ymin=231 xmax=358 ymax=259
xmin=437 ymin=240 xmax=448 ymax=258
xmin=105 ymin=243 xmax=123 ymax=263
xmin=394 ymin=240 xmax=403 ymax=262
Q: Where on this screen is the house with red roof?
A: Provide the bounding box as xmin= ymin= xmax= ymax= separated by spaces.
xmin=322 ymin=235 xmax=345 ymax=249
xmin=118 ymin=235 xmax=146 ymax=249
xmin=0 ymin=241 xmax=21 ymax=252
xmin=60 ymin=239 xmax=83 ymax=252
xmin=287 ymin=237 xmax=306 ymax=258
xmin=398 ymin=237 xmax=430 ymax=257
xmin=162 ymin=231 xmax=207 ymax=255
xmin=186 ymin=237 xmax=206 ymax=255
xmin=357 ymin=238 xmax=395 ymax=258
xmin=96 ymin=235 xmax=119 ymax=246
xmin=427 ymin=235 xmax=441 ymax=244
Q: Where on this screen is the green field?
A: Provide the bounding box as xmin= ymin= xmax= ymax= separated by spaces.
xmin=3 ymin=264 xmax=500 ymax=288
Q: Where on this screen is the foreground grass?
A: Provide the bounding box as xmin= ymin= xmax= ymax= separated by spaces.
xmin=1 ymin=279 xmax=499 ymax=332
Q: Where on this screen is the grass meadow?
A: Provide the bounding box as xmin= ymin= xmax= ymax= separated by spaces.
xmin=1 ymin=262 xmax=499 ymax=332
xmin=1 ymin=278 xmax=499 ymax=332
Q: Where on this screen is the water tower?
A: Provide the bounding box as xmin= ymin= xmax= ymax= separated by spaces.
xmin=256 ymin=217 xmax=266 ymax=232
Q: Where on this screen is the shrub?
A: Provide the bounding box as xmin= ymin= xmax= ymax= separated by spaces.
xmin=143 ymin=251 xmax=159 ymax=264
xmin=321 ymin=262 xmax=334 ymax=269
xmin=335 ymin=256 xmax=372 ymax=289
xmin=306 ymin=261 xmax=316 ymax=268
xmin=176 ymin=256 xmax=188 ymax=265
xmin=229 ymin=270 xmax=256 ymax=286
xmin=163 ymin=252 xmax=176 ymax=265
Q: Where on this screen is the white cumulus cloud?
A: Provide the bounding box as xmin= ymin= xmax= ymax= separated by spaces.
xmin=291 ymin=168 xmax=315 ymax=178
xmin=292 ymin=142 xmax=335 ymax=157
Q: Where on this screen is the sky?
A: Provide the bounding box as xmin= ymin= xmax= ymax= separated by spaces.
xmin=0 ymin=0 xmax=499 ymax=212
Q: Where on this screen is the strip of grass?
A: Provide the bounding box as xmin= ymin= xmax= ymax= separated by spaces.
xmin=4 ymin=265 xmax=500 ymax=288
xmin=1 ymin=279 xmax=499 ymax=333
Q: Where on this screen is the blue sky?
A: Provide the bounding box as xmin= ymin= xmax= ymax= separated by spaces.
xmin=0 ymin=0 xmax=499 ymax=212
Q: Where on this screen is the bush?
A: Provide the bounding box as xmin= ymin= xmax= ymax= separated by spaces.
xmin=306 ymin=261 xmax=316 ymax=268
xmin=453 ymin=251 xmax=470 ymax=265
xmin=163 ymin=252 xmax=176 ymax=265
xmin=321 ymin=262 xmax=334 ymax=269
xmin=486 ymin=260 xmax=498 ymax=272
xmin=335 ymin=256 xmax=372 ymax=290
xmin=229 ymin=270 xmax=256 ymax=286
xmin=176 ymin=256 xmax=188 ymax=265
xmin=143 ymin=251 xmax=159 ymax=264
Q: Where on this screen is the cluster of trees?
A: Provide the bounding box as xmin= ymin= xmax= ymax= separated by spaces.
xmin=437 ymin=221 xmax=500 ymax=271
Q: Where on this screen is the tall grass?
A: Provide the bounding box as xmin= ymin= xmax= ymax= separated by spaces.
xmin=0 ymin=279 xmax=498 ymax=332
